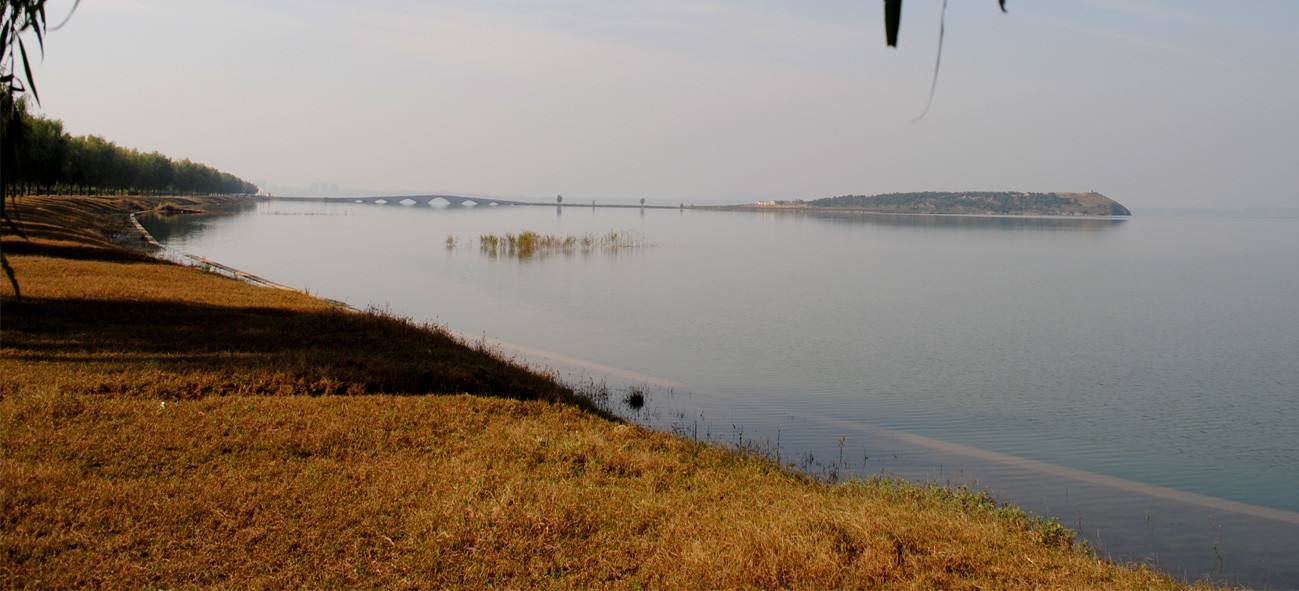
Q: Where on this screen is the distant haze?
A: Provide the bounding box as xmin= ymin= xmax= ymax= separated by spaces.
xmin=31 ymin=0 xmax=1299 ymax=208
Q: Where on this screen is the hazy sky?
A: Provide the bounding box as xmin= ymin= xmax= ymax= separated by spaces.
xmin=29 ymin=0 xmax=1299 ymax=207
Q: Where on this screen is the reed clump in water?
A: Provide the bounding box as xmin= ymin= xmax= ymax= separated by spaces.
xmin=473 ymin=230 xmax=646 ymax=258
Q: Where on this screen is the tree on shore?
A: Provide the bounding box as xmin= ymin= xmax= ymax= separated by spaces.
xmin=2 ymin=1 xmax=254 ymax=299
xmin=4 ymin=101 xmax=257 ymax=196
xmin=3 ymin=0 xmax=76 ymax=298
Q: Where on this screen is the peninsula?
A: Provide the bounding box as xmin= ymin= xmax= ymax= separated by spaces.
xmin=736 ymin=191 xmax=1132 ymax=216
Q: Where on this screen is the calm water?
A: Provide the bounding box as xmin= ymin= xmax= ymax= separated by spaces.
xmin=144 ymin=200 xmax=1299 ymax=588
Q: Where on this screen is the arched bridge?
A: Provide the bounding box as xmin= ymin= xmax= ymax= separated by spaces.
xmin=351 ymin=195 xmax=525 ymax=208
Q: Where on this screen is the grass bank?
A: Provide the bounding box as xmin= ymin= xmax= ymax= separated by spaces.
xmin=1 ymin=196 xmax=1209 ymax=589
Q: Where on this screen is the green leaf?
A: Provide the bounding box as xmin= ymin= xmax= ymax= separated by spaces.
xmin=35 ymin=3 xmax=47 ymax=53
xmin=18 ymin=36 xmax=38 ymax=103
xmin=52 ymin=1 xmax=83 ymax=31
xmin=34 ymin=20 xmax=45 ymax=55
xmin=884 ymin=0 xmax=902 ymax=47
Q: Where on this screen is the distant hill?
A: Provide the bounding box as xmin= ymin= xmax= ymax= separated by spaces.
xmin=805 ymin=192 xmax=1131 ymax=216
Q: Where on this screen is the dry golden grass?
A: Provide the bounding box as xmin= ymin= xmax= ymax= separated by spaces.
xmin=1 ymin=196 xmax=582 ymax=405
xmin=1 ymin=196 xmax=1213 ymax=589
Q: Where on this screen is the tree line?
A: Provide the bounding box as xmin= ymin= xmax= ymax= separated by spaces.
xmin=3 ymin=96 xmax=257 ymax=196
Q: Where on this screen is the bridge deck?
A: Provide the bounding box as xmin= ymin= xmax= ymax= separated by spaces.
xmin=269 ymin=196 xmax=691 ymax=209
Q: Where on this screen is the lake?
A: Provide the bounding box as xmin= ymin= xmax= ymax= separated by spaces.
xmin=143 ymin=199 xmax=1299 ymax=588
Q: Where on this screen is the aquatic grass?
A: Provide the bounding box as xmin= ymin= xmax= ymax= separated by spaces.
xmin=469 ymin=230 xmax=647 ymax=259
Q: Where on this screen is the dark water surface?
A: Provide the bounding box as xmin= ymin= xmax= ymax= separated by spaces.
xmin=144 ymin=200 xmax=1299 ymax=588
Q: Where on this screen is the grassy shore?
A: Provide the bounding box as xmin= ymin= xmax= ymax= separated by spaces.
xmin=1 ymin=196 xmax=1211 ymax=589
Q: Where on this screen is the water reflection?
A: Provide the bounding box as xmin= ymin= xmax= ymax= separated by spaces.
xmin=471 ymin=230 xmax=648 ymax=260
xmin=139 ymin=200 xmax=255 ymax=244
xmin=751 ymin=209 xmax=1129 ymax=232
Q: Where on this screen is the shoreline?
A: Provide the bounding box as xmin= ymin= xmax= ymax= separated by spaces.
xmin=132 ymin=207 xmax=686 ymax=390
xmin=1 ymin=195 xmax=1219 ymax=589
xmin=138 ymin=198 xmax=1298 ymax=527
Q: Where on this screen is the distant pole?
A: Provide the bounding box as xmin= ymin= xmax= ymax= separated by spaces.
xmin=640 ymin=198 xmax=646 ymax=209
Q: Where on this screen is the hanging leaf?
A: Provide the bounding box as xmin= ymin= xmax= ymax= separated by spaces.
xmin=884 ymin=0 xmax=1005 ymax=47
xmin=18 ymin=37 xmax=38 ymax=103
xmin=52 ymin=1 xmax=82 ymax=31
xmin=884 ymin=0 xmax=902 ymax=47
xmin=34 ymin=17 xmax=45 ymax=55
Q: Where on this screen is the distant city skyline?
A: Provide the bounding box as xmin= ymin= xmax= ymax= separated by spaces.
xmin=28 ymin=0 xmax=1299 ymax=208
